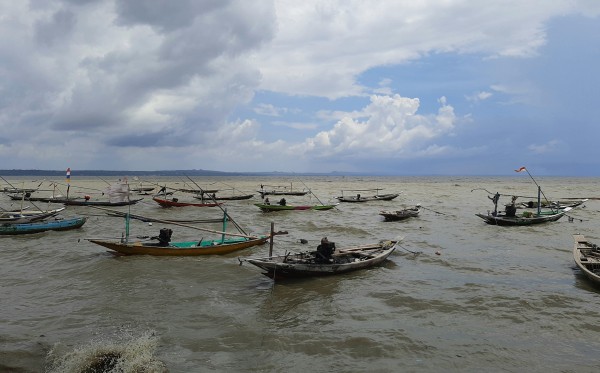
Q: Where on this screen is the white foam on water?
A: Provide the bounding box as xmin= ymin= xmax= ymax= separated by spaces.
xmin=45 ymin=331 xmax=167 ymax=373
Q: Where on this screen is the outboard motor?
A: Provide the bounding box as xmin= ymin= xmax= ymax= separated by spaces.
xmin=157 ymin=228 xmax=173 ymax=246
xmin=505 ymin=204 xmax=517 ymax=217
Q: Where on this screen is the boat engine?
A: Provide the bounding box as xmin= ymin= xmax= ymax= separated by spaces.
xmin=504 ymin=204 xmax=517 ymax=217
xmin=155 ymin=228 xmax=173 ymax=246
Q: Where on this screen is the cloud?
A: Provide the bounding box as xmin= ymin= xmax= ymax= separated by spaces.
xmin=291 ymin=94 xmax=457 ymax=159
xmin=0 ymin=1 xmax=598 ymax=173
xmin=528 ymin=140 xmax=562 ymax=154
xmin=271 ymin=121 xmax=317 ymax=130
xmin=254 ymin=103 xmax=286 ymax=117
xmin=0 ymin=0 xmax=273 ymax=139
xmin=466 ymin=91 xmax=493 ymax=102
xmin=255 ymin=0 xmax=585 ymax=99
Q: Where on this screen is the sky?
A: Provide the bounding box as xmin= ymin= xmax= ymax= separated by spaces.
xmin=1 ymin=0 xmax=599 ymax=175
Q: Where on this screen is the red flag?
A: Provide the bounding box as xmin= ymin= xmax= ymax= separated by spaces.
xmin=514 ymin=166 xmax=526 ymax=172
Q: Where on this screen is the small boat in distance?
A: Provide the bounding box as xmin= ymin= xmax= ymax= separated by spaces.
xmin=254 ymin=203 xmax=337 ymax=212
xmin=2 ymin=187 xmax=38 ymax=193
xmin=0 ymin=207 xmax=66 ymax=224
xmin=64 ymin=198 xmax=143 ymax=206
xmin=379 ymin=206 xmax=421 ymax=221
xmin=196 ymin=191 xmax=254 ymax=201
xmin=8 ymin=194 xmax=83 ymax=203
xmin=520 ymin=199 xmax=587 ymax=209
xmin=336 ymin=189 xmax=400 ymax=202
xmin=243 ymin=240 xmax=398 ymax=280
xmin=258 ymin=183 xmax=309 ymax=197
xmin=573 ymin=234 xmax=600 ymax=285
xmin=152 ymin=196 xmax=222 ymax=207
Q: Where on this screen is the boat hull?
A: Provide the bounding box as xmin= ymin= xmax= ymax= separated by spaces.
xmin=64 ymin=198 xmax=143 ymax=206
xmin=379 ymin=208 xmax=420 ymax=221
xmin=337 ymin=193 xmax=400 ymax=202
xmin=246 ymin=241 xmax=396 ymax=280
xmin=87 ymin=236 xmax=268 ymax=256
xmin=475 ymin=210 xmax=567 ymax=226
xmin=573 ymin=235 xmax=600 ymax=285
xmin=198 ymin=194 xmax=254 ymax=201
xmin=153 ymin=197 xmax=222 ymax=207
xmin=8 ymin=194 xmax=82 ymax=203
xmin=258 ymin=191 xmax=309 ymax=197
xmin=254 ymin=203 xmax=337 ymax=212
xmin=0 ymin=207 xmax=65 ymax=224
xmin=0 ymin=217 xmax=87 ymax=235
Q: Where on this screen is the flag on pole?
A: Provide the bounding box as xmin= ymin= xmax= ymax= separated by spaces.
xmin=66 ymin=168 xmax=71 ymax=183
xmin=514 ymin=166 xmax=526 ymax=172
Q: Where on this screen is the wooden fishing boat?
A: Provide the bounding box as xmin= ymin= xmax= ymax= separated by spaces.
xmin=0 ymin=207 xmax=65 ymax=224
xmin=521 ymin=199 xmax=588 ymax=209
xmin=0 ymin=216 xmax=87 ymax=235
xmin=87 ymin=206 xmax=282 ymax=256
xmin=244 ymin=240 xmax=398 ymax=280
xmin=573 ymin=234 xmax=600 ymax=285
xmin=178 ymin=188 xmax=218 ymax=194
xmin=476 ymin=167 xmax=580 ymax=226
xmin=87 ymin=235 xmax=268 ymax=256
xmin=3 ymin=187 xmax=38 ymax=193
xmin=475 ymin=207 xmax=571 ymax=226
xmin=152 ymin=196 xmax=222 ymax=207
xmin=254 ymin=203 xmax=337 ymax=212
xmin=336 ymin=193 xmax=400 ymax=202
xmin=379 ymin=206 xmax=420 ymax=221
xmin=196 ymin=193 xmax=254 ymax=201
xmin=336 ymin=189 xmax=400 ymax=202
xmin=258 ymin=190 xmax=309 ymax=197
xmin=8 ymin=194 xmax=82 ymax=203
xmin=257 ymin=183 xmax=309 ymax=197
xmin=64 ymin=198 xmax=143 ymax=206
xmin=130 ymin=187 xmax=155 ymax=193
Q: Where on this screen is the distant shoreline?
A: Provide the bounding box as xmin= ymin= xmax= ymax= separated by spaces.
xmin=0 ymin=170 xmax=595 ymax=177
xmin=0 ymin=169 xmax=373 ymax=177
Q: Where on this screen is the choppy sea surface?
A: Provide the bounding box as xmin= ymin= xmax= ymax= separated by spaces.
xmin=1 ymin=175 xmax=600 ymax=372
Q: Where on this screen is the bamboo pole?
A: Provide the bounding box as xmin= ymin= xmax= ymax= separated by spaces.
xmin=86 ymin=205 xmax=260 ymax=239
xmin=269 ymin=222 xmax=275 ymax=257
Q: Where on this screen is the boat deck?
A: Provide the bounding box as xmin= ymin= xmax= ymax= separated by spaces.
xmin=574 ymin=235 xmax=600 ymax=275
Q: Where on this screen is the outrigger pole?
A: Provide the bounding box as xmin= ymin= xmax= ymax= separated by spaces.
xmin=515 ymin=166 xmax=556 ymax=213
xmin=183 ymin=174 xmax=248 ymax=236
xmin=299 ymin=180 xmax=338 ymax=210
xmin=88 ymin=205 xmax=259 ymax=239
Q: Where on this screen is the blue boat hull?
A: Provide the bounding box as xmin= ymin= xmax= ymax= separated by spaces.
xmin=0 ymin=217 xmax=87 ymax=235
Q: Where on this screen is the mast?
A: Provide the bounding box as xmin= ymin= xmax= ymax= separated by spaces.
xmin=537 ymin=186 xmax=541 ymax=216
xmin=221 ymin=209 xmax=228 ymax=243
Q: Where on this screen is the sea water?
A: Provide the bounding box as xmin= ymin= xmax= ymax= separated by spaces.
xmin=1 ymin=175 xmax=599 ymax=372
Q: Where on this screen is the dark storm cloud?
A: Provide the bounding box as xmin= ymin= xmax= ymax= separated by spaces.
xmin=114 ymin=0 xmax=225 ymax=32
xmin=106 ymin=129 xmax=193 ymax=148
xmin=34 ymin=9 xmax=77 ymax=46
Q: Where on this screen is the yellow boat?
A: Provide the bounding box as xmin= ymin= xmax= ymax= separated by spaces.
xmin=87 ymin=235 xmax=268 ymax=256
